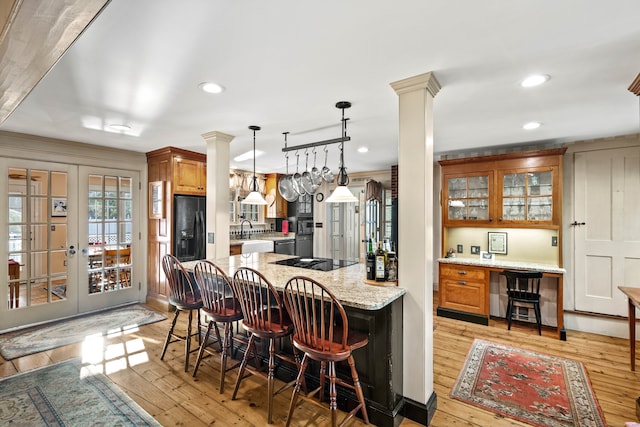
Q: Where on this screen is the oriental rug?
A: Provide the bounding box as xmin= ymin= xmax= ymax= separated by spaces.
xmin=451 ymin=339 xmax=606 ymax=427
xmin=0 ymin=304 xmax=166 ymax=360
xmin=0 ymin=358 xmax=161 ymax=426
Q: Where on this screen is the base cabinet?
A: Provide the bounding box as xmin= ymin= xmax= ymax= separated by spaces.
xmin=438 ymin=263 xmax=488 ymax=324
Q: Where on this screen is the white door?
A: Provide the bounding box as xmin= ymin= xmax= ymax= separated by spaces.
xmin=327 ymin=187 xmax=360 ymax=261
xmin=1 ymin=160 xmax=79 ymax=330
xmin=574 ymin=147 xmax=640 ymax=315
xmin=78 ymin=167 xmax=141 ymax=313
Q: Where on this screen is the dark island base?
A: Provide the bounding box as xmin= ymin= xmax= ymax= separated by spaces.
xmin=436 ymin=307 xmax=489 ymax=326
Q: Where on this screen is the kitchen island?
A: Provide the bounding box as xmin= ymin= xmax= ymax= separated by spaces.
xmin=182 ymin=252 xmax=407 ymax=427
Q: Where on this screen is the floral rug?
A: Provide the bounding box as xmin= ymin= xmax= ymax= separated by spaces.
xmin=451 ymin=339 xmax=606 ymax=427
xmin=0 ymin=304 xmax=166 ymax=360
xmin=0 ymin=358 xmax=160 ymax=426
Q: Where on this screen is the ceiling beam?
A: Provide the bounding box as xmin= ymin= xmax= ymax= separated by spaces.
xmin=0 ymin=0 xmax=110 ymax=125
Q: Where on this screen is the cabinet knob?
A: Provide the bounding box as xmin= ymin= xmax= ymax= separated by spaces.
xmin=457 ymin=281 xmax=467 ymax=285
xmin=489 ymin=217 xmax=493 ymax=222
xmin=498 ymin=217 xmax=503 ymax=221
xmin=458 ymin=270 xmax=467 ymax=275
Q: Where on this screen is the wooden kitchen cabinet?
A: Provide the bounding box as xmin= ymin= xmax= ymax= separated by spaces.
xmin=173 ymin=157 xmax=206 ymax=195
xmin=264 ymin=173 xmax=287 ymax=218
xmin=440 ymin=148 xmax=565 ymax=228
xmin=145 ymin=146 xmax=207 ymax=311
xmin=437 ymin=263 xmax=488 ymax=322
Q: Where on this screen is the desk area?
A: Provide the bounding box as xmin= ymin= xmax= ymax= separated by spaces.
xmin=437 ymin=257 xmax=566 ymax=339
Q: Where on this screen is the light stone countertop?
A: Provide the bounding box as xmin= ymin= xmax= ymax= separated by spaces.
xmin=182 ymin=252 xmax=406 ymax=310
xmin=438 ymin=257 xmax=566 ymax=274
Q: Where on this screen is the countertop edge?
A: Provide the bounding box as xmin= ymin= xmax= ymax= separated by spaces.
xmin=438 ymin=257 xmax=566 ymax=274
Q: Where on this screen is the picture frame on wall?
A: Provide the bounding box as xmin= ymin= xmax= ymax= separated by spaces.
xmin=51 ymin=198 xmax=67 ymax=217
xmin=488 ymin=231 xmax=507 ymax=255
xmin=149 ymin=181 xmax=164 ymax=219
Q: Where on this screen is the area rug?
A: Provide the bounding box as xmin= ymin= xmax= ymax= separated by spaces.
xmin=451 ymin=339 xmax=606 ymax=427
xmin=0 ymin=304 xmax=166 ymax=360
xmin=0 ymin=358 xmax=161 ymax=426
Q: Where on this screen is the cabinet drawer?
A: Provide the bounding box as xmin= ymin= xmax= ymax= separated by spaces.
xmin=440 ymin=264 xmax=486 ymax=281
xmin=439 ymin=278 xmax=486 ymax=315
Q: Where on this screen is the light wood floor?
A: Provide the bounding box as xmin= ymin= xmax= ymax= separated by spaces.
xmin=0 ymin=304 xmax=638 ymax=426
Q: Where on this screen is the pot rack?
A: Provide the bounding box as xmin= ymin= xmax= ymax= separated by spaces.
xmin=281 ymin=101 xmax=351 ymax=152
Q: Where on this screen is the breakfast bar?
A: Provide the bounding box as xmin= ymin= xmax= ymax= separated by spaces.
xmin=182 ymin=252 xmax=406 ymax=427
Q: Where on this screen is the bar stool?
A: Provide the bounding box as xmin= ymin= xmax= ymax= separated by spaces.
xmin=230 ymin=267 xmax=300 ymax=424
xmin=282 ymin=276 xmax=369 ymax=427
xmin=502 ymin=269 xmax=544 ymax=335
xmin=191 ymin=260 xmax=244 ymax=393
xmin=160 ymin=254 xmax=203 ymax=372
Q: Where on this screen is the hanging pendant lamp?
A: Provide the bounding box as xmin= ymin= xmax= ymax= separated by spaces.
xmin=326 ymin=101 xmax=358 ymax=203
xmin=241 ymin=125 xmax=268 ymax=205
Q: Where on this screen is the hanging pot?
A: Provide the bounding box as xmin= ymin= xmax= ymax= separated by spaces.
xmin=300 ymin=151 xmax=319 ymax=194
xmin=310 ymin=148 xmax=322 ymax=185
xmin=278 ymin=152 xmax=298 ymax=202
xmin=293 ymin=152 xmax=306 ymax=196
xmin=321 ymin=146 xmax=334 ymax=183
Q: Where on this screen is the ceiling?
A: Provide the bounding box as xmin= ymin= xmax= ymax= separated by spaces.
xmin=2 ymin=0 xmax=640 ymax=175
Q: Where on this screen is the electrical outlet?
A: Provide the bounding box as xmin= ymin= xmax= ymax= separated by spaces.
xmin=471 ymin=245 xmax=480 ymax=255
xmin=208 ymin=232 xmax=215 ymax=244
xmin=552 ymin=236 xmax=558 ymax=246
xmin=457 ymin=244 xmax=463 ymax=253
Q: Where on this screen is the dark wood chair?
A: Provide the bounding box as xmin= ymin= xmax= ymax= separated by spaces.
xmin=160 ymin=254 xmax=203 ymax=372
xmin=230 ymin=267 xmax=300 ymax=424
xmin=191 ymin=260 xmax=244 ymax=393
xmin=502 ymin=269 xmax=544 ymax=335
xmin=282 ymin=276 xmax=369 ymax=427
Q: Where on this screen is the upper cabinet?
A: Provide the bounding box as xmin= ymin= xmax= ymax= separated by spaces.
xmin=173 ymin=157 xmax=206 ymax=195
xmin=440 ymin=148 xmax=566 ymax=228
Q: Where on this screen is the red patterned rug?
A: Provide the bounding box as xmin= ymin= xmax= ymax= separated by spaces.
xmin=451 ymin=339 xmax=606 ymax=427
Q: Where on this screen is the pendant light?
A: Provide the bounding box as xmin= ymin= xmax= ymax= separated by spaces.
xmin=241 ymin=125 xmax=268 ymax=205
xmin=326 ymin=101 xmax=358 ymax=203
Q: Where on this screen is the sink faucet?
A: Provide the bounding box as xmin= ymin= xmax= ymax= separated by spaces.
xmin=240 ymin=219 xmax=253 ymax=239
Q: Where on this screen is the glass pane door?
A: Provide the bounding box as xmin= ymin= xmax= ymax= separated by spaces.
xmin=2 ymin=159 xmax=78 ymax=330
xmin=78 ymin=167 xmax=140 ymax=313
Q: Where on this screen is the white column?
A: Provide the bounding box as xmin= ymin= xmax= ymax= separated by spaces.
xmin=390 ymin=72 xmax=441 ymax=405
xmin=201 ymin=131 xmax=234 ymax=260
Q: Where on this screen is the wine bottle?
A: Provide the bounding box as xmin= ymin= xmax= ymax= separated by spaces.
xmin=375 ymin=240 xmax=386 ymax=281
xmin=366 ymin=239 xmax=375 ymax=280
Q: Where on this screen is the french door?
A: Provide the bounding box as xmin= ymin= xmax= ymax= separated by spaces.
xmin=1 ymin=161 xmax=141 ymax=330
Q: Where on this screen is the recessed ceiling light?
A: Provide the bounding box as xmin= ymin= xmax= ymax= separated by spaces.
xmin=199 ymin=82 xmax=224 ymax=94
xmin=523 ymin=121 xmax=541 ymax=130
xmin=357 ymin=147 xmax=368 ymax=153
xmin=520 ymin=74 xmax=549 ymax=88
xmin=108 ymin=124 xmax=131 ymax=132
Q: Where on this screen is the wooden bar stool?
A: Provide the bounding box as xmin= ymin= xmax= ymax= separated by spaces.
xmin=160 ymin=254 xmax=203 ymax=372
xmin=230 ymin=267 xmax=300 ymax=424
xmin=282 ymin=276 xmax=369 ymax=427
xmin=192 ymin=260 xmax=244 ymax=393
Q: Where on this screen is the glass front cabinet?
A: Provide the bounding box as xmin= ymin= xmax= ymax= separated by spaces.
xmin=440 ymin=148 xmax=565 ymax=229
xmin=443 ymin=171 xmax=494 ymax=226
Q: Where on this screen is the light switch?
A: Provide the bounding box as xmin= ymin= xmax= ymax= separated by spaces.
xmin=552 ymin=236 xmax=558 ymax=246
xmin=208 ymin=232 xmax=214 ymax=244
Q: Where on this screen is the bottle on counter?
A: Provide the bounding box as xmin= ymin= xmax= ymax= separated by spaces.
xmin=366 ymin=239 xmax=375 ymax=280
xmin=375 ymin=240 xmax=386 ymax=282
xmin=387 ymin=252 xmax=397 ymax=281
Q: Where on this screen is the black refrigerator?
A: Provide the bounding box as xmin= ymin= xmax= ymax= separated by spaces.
xmin=173 ymin=195 xmax=206 ymax=262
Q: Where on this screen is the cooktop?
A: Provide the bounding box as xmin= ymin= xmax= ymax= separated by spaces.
xmin=271 ymin=257 xmax=358 ymax=272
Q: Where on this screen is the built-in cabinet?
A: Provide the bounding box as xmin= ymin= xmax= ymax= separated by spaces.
xmin=438 ymin=148 xmax=566 ymax=324
xmin=440 ymin=148 xmax=564 ymax=229
xmin=146 ymin=146 xmax=207 ymax=311
xmin=264 ymin=173 xmax=287 ymax=218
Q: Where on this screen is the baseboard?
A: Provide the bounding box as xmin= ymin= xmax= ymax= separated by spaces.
xmin=436 ymin=307 xmax=489 ymax=326
xmin=402 ymin=392 xmax=437 ymax=426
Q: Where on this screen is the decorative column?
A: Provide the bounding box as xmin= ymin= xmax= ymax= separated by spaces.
xmin=390 ymin=71 xmax=441 ymax=423
xmin=201 ymin=131 xmax=234 ymax=260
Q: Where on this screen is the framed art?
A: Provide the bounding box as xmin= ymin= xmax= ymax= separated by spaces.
xmin=51 ymin=198 xmax=67 ymax=217
xmin=488 ymin=231 xmax=507 ymax=255
xmin=149 ymin=181 xmax=164 ymax=219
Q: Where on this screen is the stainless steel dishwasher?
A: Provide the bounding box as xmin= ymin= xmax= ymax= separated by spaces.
xmin=273 ymin=239 xmax=295 ymax=255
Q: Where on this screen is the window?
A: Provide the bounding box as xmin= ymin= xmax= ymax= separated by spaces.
xmin=229 ymin=189 xmax=263 ymax=224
